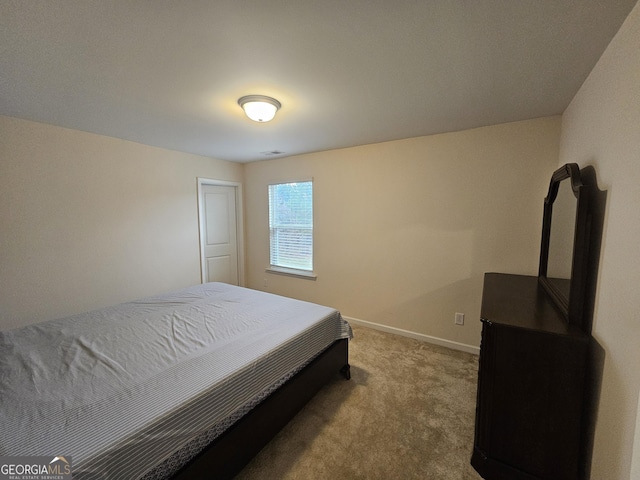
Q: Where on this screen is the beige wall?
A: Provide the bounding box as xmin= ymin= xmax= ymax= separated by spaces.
xmin=0 ymin=115 xmax=243 ymax=330
xmin=244 ymin=117 xmax=560 ymax=349
xmin=559 ymin=1 xmax=640 ymax=478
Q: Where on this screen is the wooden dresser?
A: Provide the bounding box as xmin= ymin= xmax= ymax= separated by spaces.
xmin=471 ymin=273 xmax=589 ymax=480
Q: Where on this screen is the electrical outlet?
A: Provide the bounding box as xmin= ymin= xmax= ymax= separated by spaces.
xmin=263 ymin=278 xmax=268 ymax=288
xmin=455 ymin=312 xmax=465 ymax=325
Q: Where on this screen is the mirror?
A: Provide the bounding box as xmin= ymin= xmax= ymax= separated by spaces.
xmin=546 ymin=179 xmax=577 ymax=299
xmin=538 ymin=163 xmax=591 ymax=328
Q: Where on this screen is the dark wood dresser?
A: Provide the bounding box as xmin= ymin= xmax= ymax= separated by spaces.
xmin=471 ymin=273 xmax=589 ymax=480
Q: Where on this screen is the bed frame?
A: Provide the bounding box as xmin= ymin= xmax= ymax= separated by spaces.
xmin=172 ymin=338 xmax=350 ymax=480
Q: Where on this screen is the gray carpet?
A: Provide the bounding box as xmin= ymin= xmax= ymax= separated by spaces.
xmin=236 ymin=325 xmax=484 ymax=479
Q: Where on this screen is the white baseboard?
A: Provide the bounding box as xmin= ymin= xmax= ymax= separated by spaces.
xmin=344 ymin=316 xmax=480 ymax=355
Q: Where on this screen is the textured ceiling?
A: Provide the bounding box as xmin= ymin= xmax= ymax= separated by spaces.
xmin=1 ymin=0 xmax=637 ymax=162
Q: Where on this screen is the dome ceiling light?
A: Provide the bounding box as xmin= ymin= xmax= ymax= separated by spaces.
xmin=238 ymin=95 xmax=281 ymax=122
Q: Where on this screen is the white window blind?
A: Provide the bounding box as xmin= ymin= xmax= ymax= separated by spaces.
xmin=268 ymin=181 xmax=313 ymax=272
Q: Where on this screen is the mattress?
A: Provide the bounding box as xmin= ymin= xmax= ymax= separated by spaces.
xmin=0 ymin=283 xmax=352 ymax=479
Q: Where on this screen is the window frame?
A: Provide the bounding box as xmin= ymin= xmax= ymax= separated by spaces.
xmin=266 ymin=179 xmax=316 ymax=280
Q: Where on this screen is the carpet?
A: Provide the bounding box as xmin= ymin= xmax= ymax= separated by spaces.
xmin=235 ymin=325 xmax=484 ymax=479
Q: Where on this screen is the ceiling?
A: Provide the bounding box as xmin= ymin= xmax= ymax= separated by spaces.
xmin=1 ymin=1 xmax=636 ymax=163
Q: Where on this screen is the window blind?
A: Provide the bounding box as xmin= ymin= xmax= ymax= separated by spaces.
xmin=268 ymin=181 xmax=313 ymax=271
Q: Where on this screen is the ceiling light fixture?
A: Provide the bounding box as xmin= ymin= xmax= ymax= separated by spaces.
xmin=238 ymin=95 xmax=281 ymax=122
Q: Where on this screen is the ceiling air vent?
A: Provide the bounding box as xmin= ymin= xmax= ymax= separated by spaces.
xmin=261 ymin=150 xmax=285 ymax=156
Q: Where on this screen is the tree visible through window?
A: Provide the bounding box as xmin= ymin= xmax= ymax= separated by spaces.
xmin=268 ymin=181 xmax=313 ymax=271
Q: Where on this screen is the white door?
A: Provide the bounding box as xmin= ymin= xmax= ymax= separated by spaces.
xmin=199 ymin=184 xmax=239 ymax=285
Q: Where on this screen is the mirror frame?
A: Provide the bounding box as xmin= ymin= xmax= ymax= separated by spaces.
xmin=538 ymin=163 xmax=591 ymax=329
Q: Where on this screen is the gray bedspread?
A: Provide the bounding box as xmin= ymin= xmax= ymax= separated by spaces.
xmin=0 ymin=283 xmax=352 ymax=479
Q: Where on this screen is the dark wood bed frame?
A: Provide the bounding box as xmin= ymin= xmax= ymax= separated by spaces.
xmin=172 ymin=338 xmax=350 ymax=480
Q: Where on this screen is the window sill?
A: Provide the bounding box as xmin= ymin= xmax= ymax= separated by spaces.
xmin=266 ymin=266 xmax=317 ymax=280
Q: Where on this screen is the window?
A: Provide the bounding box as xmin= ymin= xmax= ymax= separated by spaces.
xmin=268 ymin=181 xmax=313 ymax=274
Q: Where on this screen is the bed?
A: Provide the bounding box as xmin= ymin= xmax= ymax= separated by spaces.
xmin=0 ymin=282 xmax=352 ymax=479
